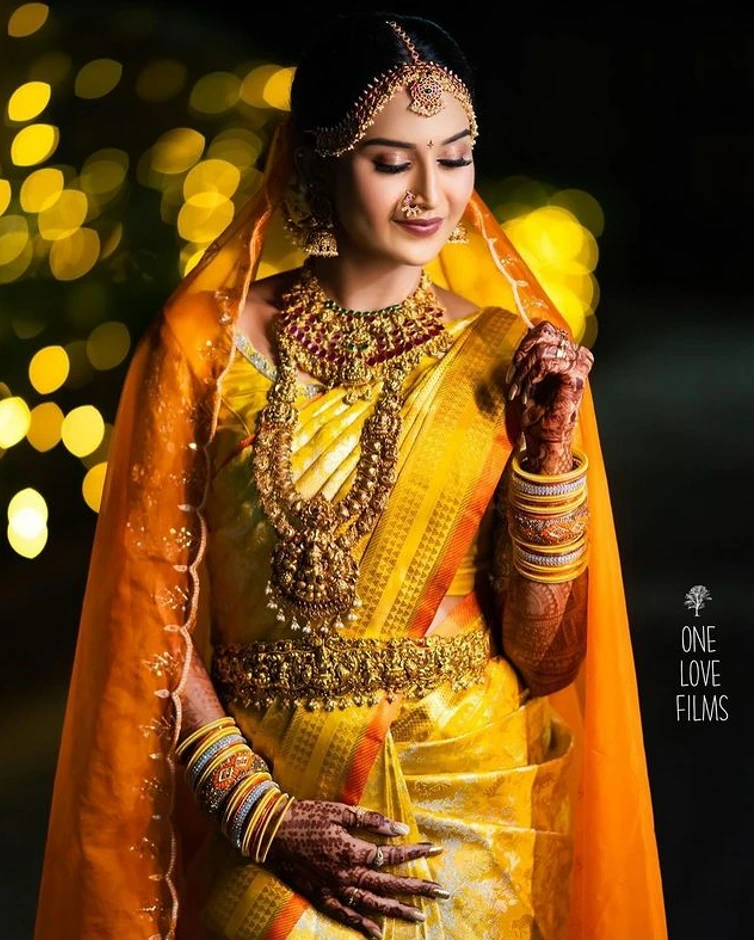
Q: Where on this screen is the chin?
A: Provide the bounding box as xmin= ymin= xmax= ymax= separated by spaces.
xmin=385 ymin=240 xmax=446 ymax=268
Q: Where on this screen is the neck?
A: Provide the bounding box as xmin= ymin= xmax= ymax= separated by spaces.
xmin=309 ymin=256 xmax=426 ymax=311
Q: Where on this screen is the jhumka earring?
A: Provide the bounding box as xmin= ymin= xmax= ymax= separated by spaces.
xmin=447 ymin=221 xmax=469 ymax=244
xmin=282 ymin=180 xmax=339 ymax=258
xmin=304 ymin=191 xmax=338 ymax=257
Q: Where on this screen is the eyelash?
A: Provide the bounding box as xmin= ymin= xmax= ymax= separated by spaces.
xmin=373 ymin=158 xmax=473 ymax=174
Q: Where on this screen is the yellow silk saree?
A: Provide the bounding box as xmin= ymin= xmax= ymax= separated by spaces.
xmin=34 ymin=118 xmax=667 ymax=940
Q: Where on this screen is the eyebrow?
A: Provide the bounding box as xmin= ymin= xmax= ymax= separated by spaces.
xmin=358 ymin=129 xmax=471 ymax=150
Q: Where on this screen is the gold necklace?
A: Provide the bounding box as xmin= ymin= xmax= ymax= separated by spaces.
xmin=252 ymin=263 xmax=452 ymax=637
xmin=276 ymin=260 xmax=451 ymax=404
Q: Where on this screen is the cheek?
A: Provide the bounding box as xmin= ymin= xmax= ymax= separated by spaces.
xmin=450 ymin=168 xmax=476 ymax=206
xmin=336 ymin=170 xmax=400 ymax=230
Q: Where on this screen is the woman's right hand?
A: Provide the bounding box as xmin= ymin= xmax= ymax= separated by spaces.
xmin=264 ymin=799 xmax=449 ymax=939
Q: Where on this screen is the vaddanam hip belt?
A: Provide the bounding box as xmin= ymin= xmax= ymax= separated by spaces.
xmin=211 ymin=626 xmax=491 ymax=711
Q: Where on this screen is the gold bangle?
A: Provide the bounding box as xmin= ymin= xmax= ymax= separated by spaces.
xmin=221 ymin=773 xmax=271 ymax=838
xmin=509 ymin=488 xmax=587 ymax=514
xmin=176 ymin=716 xmax=237 ymax=762
xmin=512 ymin=558 xmax=589 ymax=583
xmin=511 ymin=543 xmax=587 ymax=571
xmin=256 ymin=792 xmax=293 ymax=863
xmin=258 ymin=795 xmax=296 ymax=864
xmin=513 ymin=445 xmax=588 ymax=484
xmin=251 ymin=789 xmax=289 ymax=862
xmin=511 ymin=532 xmax=587 ymax=555
xmin=235 ymin=784 xmax=277 ymax=848
xmin=253 ymin=790 xmax=290 ymax=861
xmin=241 ymin=788 xmax=280 ymax=857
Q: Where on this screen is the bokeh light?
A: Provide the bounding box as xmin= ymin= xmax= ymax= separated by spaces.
xmin=86 ymin=321 xmax=131 ymax=370
xmin=208 ymin=128 xmax=263 ymax=168
xmin=177 ymin=196 xmax=234 ymax=245
xmin=49 ymin=227 xmax=100 ymax=280
xmin=149 ymin=127 xmax=206 ymax=176
xmin=0 ymin=179 xmax=11 ymax=215
xmin=29 ymin=345 xmax=70 ymax=393
xmin=7 ymin=81 xmax=52 ymax=122
xmin=8 ymin=3 xmax=49 ymax=39
xmin=75 ymin=59 xmax=123 ymax=99
xmin=263 ymin=67 xmax=295 ymax=110
xmin=189 ymin=72 xmax=241 ymax=115
xmin=240 ymin=65 xmax=281 ymax=108
xmin=7 ymin=487 xmax=49 ymax=558
xmin=183 ymin=159 xmax=241 ymax=201
xmin=0 ymin=214 xmax=29 ymax=264
xmin=82 ymin=462 xmax=108 ymax=512
xmin=38 ymin=189 xmax=88 ymax=240
xmin=61 ymin=405 xmax=105 ymax=457
xmin=20 ymin=167 xmax=65 ymax=212
xmin=27 ymin=401 xmax=64 ymax=452
xmin=78 ymin=149 xmax=129 ymax=200
xmin=0 ymin=397 xmax=32 ymax=448
xmin=10 ymin=123 xmax=59 ymax=166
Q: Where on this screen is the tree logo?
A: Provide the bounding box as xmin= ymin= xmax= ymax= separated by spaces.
xmin=684 ymin=585 xmax=712 ymax=617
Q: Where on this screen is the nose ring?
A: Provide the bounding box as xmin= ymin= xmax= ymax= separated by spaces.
xmin=401 ymin=191 xmax=423 ymax=219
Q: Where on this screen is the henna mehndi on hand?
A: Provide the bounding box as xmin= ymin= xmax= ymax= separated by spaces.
xmin=265 ymin=800 xmax=448 ymax=939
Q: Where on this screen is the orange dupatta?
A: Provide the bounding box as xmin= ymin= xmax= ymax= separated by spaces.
xmin=33 ymin=117 xmax=667 ymax=939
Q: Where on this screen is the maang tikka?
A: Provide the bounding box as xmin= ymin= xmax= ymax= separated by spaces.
xmin=307 ymin=20 xmax=478 ymax=158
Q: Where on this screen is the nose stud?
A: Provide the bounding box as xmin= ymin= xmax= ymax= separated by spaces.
xmin=401 ymin=191 xmax=423 ymax=219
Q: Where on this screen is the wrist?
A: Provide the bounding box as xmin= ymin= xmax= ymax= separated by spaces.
xmin=520 ymin=436 xmax=574 ymax=475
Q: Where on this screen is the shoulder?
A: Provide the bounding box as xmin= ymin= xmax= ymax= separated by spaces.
xmin=240 ymin=267 xmax=300 ymax=333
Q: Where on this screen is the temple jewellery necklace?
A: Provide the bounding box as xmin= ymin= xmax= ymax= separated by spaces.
xmin=251 ymin=260 xmax=452 ymax=637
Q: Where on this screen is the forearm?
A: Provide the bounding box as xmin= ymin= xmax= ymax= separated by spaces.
xmin=502 ymin=565 xmax=588 ymax=696
xmin=500 ymin=437 xmax=588 ymax=696
xmin=177 ymin=641 xmax=230 ymax=745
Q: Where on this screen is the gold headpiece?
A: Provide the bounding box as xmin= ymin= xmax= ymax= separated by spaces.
xmin=308 ymin=20 xmax=478 ymax=157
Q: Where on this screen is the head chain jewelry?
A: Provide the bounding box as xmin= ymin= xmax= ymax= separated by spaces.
xmin=307 ymin=20 xmax=478 ymax=157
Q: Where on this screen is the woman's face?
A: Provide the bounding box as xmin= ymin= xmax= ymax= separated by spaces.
xmin=327 ymin=89 xmax=475 ymax=267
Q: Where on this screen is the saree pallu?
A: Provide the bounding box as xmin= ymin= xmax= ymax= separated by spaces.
xmin=176 ymin=303 xmax=573 ymax=939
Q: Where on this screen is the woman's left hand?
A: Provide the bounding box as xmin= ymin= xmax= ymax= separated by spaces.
xmin=506 ymin=321 xmax=594 ymax=444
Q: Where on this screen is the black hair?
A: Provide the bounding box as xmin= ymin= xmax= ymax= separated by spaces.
xmin=290 ymin=12 xmax=476 ymax=145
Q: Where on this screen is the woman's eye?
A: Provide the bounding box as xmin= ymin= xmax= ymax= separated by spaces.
xmin=372 ymin=157 xmax=473 ymax=174
xmin=373 ymin=162 xmax=410 ymax=174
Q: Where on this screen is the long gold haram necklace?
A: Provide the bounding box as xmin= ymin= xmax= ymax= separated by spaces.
xmin=251 ymin=261 xmax=452 ymax=636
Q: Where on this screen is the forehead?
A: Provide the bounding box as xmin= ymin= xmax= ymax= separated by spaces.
xmin=362 ymin=89 xmax=470 ymax=145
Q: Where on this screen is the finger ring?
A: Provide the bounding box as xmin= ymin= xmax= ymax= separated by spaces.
xmin=345 ymin=887 xmax=359 ymax=907
xmin=353 ymin=806 xmax=366 ymax=826
xmin=372 ymin=846 xmax=385 ymax=869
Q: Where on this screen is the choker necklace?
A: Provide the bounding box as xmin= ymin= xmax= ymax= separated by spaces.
xmin=251 ymin=262 xmax=452 ymax=637
xmin=275 ymin=260 xmax=452 ymax=405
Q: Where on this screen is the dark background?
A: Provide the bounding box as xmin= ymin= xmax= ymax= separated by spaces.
xmin=2 ymin=3 xmax=753 ymax=937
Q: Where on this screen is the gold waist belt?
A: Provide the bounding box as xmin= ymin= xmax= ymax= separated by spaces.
xmin=211 ymin=627 xmax=491 ymax=711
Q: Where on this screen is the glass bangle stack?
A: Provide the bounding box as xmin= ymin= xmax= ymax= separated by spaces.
xmin=506 ymin=445 xmax=590 ymax=583
xmin=175 ymin=716 xmax=295 ymax=863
